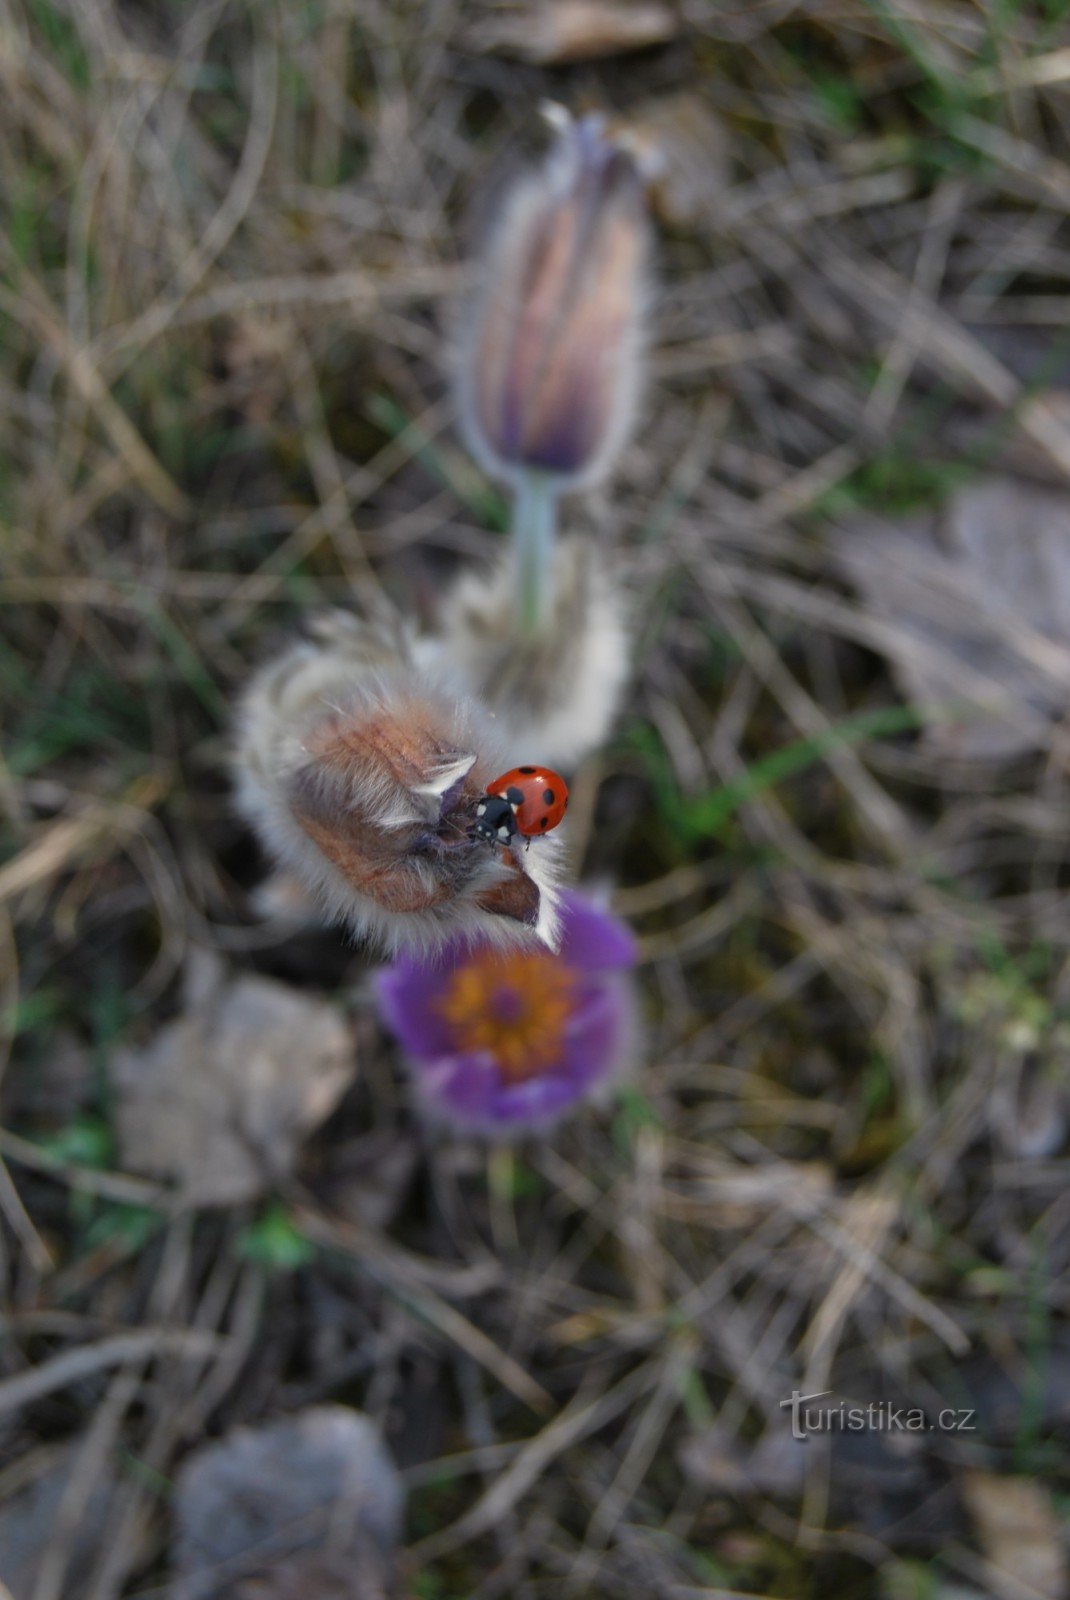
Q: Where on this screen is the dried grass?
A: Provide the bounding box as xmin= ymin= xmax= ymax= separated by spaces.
xmin=1 ymin=1 xmax=1069 ymax=1596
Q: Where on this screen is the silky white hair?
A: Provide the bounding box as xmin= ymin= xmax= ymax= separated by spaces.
xmin=235 ymin=614 xmax=564 ymax=955
xmin=424 ymin=537 xmax=630 ymax=770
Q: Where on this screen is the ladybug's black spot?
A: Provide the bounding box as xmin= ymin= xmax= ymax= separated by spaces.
xmin=539 ymin=816 xmax=548 ymax=828
xmin=543 ymin=788 xmax=556 ymax=805
xmin=505 ymin=787 xmax=524 ymax=806
xmin=519 ymin=765 xmax=536 ymax=774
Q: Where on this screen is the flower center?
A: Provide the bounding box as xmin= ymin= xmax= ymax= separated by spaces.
xmin=437 ymin=949 xmax=577 ymax=1084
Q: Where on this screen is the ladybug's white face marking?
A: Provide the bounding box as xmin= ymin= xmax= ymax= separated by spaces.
xmin=471 ymin=792 xmax=519 ymax=847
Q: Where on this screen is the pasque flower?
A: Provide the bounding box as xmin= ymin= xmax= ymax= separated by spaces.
xmin=377 ymin=889 xmax=637 ymax=1134
xmin=235 ymin=613 xmax=564 ymax=955
xmin=458 ymin=108 xmax=648 ymax=492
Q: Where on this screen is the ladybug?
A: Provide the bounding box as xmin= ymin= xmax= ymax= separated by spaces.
xmin=472 ymin=766 xmax=569 ymax=846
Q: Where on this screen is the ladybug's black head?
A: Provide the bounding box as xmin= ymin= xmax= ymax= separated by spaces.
xmin=471 ymin=793 xmax=518 ymax=846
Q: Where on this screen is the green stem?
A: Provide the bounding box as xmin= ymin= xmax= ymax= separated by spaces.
xmin=512 ymin=471 xmax=558 ymax=635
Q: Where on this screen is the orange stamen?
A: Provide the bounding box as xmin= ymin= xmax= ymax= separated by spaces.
xmin=437 ymin=949 xmax=576 ymax=1084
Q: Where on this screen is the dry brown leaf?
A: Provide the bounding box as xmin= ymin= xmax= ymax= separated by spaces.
xmin=173 ymin=1407 xmax=403 ymax=1600
xmin=961 ymin=1472 xmax=1068 ymax=1600
xmin=115 ymin=957 xmax=356 ymax=1205
xmin=479 ymin=2 xmax=679 ymax=64
xmin=831 ymin=478 xmax=1070 ymax=761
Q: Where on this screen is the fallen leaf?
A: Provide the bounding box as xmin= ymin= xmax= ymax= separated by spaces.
xmin=173 ymin=1407 xmax=404 ymax=1600
xmin=478 ymin=1 xmax=679 ymax=64
xmin=115 ymin=959 xmax=356 ymax=1206
xmin=961 ymin=1472 xmax=1068 ymax=1599
xmin=831 ymin=478 xmax=1070 ymax=761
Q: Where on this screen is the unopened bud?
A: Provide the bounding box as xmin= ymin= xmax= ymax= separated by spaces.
xmin=426 ymin=537 xmax=630 ymax=768
xmin=457 ymin=109 xmax=648 ymax=491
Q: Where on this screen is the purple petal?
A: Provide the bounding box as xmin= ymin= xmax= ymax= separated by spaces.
xmin=559 ymin=892 xmax=637 ymax=972
xmin=423 ymin=1051 xmax=588 ymax=1134
xmin=422 ymin=1052 xmax=502 ymax=1117
xmin=375 ymin=959 xmax=455 ymax=1058
xmin=487 ymin=1070 xmax=591 ymax=1128
xmin=557 ymin=979 xmax=632 ymax=1104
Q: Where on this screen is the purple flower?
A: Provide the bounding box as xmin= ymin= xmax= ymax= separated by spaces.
xmin=376 ymin=890 xmax=638 ymax=1134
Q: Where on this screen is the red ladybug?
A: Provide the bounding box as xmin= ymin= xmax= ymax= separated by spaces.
xmin=472 ymin=766 xmax=569 ymax=846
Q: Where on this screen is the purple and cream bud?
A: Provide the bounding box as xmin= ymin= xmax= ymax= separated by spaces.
xmin=458 ymin=109 xmax=648 ymax=492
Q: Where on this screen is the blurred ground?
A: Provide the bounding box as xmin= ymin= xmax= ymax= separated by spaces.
xmin=2 ymin=2 xmax=1070 ymax=1597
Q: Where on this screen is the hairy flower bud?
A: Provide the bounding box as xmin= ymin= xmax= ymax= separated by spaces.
xmin=457 ymin=108 xmax=648 ymax=491
xmin=425 ymin=537 xmax=630 ymax=768
xmin=235 ymin=615 xmax=563 ymax=954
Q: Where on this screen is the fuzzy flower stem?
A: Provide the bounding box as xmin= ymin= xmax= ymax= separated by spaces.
xmin=512 ymin=470 xmax=558 ymax=636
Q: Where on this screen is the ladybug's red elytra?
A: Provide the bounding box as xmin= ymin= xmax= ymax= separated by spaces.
xmin=472 ymin=766 xmax=569 ymax=846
